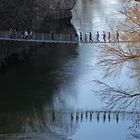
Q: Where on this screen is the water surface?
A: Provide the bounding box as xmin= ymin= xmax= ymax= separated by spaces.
xmin=0 ymin=0 xmax=139 ymax=139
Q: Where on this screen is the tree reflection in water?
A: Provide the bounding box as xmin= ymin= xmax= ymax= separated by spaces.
xmin=94 ymin=0 xmax=140 ymax=139
xmin=129 ymin=117 xmax=140 ymax=139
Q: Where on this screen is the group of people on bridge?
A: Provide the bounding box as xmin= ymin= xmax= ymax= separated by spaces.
xmin=80 ymin=31 xmax=120 ymax=43
xmin=7 ymin=28 xmax=120 ymax=43
xmin=9 ymin=28 xmax=33 ymax=39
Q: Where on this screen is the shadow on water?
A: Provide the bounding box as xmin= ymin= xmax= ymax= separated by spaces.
xmin=0 ymin=43 xmax=78 ymax=134
xmin=0 ymin=1 xmax=81 ymax=138
xmin=0 ymin=3 xmax=79 ymax=134
xmin=0 ymin=42 xmax=78 ymax=110
xmin=1 ymin=0 xmax=140 ymax=139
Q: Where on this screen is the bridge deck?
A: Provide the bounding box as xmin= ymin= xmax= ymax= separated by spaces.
xmin=0 ymin=37 xmax=138 ymax=44
xmin=0 ymin=32 xmax=139 ymax=44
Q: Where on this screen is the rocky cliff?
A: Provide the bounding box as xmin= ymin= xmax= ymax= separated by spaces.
xmin=0 ymin=0 xmax=77 ymax=31
xmin=35 ymin=0 xmax=76 ymax=18
xmin=33 ymin=0 xmax=77 ymax=30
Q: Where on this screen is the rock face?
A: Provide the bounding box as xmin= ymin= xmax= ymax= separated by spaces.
xmin=35 ymin=0 xmax=76 ymax=20
xmin=0 ymin=0 xmax=77 ymax=32
xmin=33 ymin=0 xmax=77 ymax=30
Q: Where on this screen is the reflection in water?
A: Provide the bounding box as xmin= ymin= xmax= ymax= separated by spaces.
xmin=92 ymin=1 xmax=140 ymax=112
xmin=0 ymin=43 xmax=79 ymax=139
xmin=0 ymin=44 xmax=78 ymax=111
xmin=72 ymin=0 xmax=140 ymax=140
xmin=129 ymin=118 xmax=140 ymax=139
xmin=0 ymin=0 xmax=140 ymax=139
xmin=0 ymin=111 xmax=139 ymax=139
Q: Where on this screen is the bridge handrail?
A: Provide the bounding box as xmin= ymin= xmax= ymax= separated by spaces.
xmin=0 ymin=31 xmax=79 ymax=41
xmin=0 ymin=30 xmax=139 ymax=43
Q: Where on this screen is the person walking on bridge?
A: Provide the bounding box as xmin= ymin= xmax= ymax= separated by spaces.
xmin=108 ymin=32 xmax=111 ymax=42
xmin=89 ymin=32 xmax=93 ymax=42
xmin=50 ymin=30 xmax=54 ymax=40
xmin=24 ymin=30 xmax=28 ymax=39
xmin=29 ymin=31 xmax=33 ymax=39
xmin=96 ymin=31 xmax=100 ymax=42
xmin=85 ymin=33 xmax=88 ymax=42
xmin=102 ymin=31 xmax=106 ymax=42
xmin=75 ymin=33 xmax=78 ymax=42
xmin=116 ymin=30 xmax=119 ymax=42
xmin=8 ymin=28 xmax=13 ymax=38
xmin=80 ymin=32 xmax=83 ymax=42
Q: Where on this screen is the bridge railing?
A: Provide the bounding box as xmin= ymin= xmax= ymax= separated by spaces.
xmin=0 ymin=30 xmax=139 ymax=43
xmin=0 ymin=31 xmax=79 ymax=42
xmin=32 ymin=33 xmax=79 ymax=42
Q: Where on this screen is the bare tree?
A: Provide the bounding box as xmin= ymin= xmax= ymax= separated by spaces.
xmin=97 ymin=43 xmax=140 ymax=77
xmin=93 ymin=80 xmax=140 ymax=111
xmin=97 ymin=0 xmax=140 ymax=77
xmin=118 ymin=1 xmax=140 ymax=41
xmin=94 ymin=0 xmax=140 ymax=111
xmin=129 ymin=118 xmax=140 ymax=140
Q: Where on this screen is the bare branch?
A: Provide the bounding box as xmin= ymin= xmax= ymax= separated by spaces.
xmin=97 ymin=43 xmax=140 ymax=77
xmin=93 ymin=80 xmax=140 ymax=111
xmin=118 ymin=1 xmax=140 ymax=41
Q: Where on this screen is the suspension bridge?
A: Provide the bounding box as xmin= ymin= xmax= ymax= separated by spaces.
xmin=0 ymin=31 xmax=139 ymax=66
xmin=0 ymin=31 xmax=138 ymax=44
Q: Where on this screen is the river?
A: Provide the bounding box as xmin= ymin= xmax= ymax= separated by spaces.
xmin=0 ymin=0 xmax=139 ymax=140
